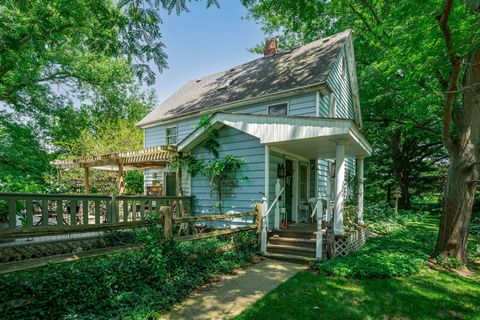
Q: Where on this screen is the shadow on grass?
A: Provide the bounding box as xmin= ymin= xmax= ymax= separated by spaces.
xmin=235 ymin=216 xmax=480 ymax=320
xmin=316 ymin=216 xmax=439 ymax=278
xmin=235 ymin=268 xmax=480 ymax=320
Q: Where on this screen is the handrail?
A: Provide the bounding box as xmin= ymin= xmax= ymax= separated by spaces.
xmin=265 ymin=186 xmax=285 ymax=217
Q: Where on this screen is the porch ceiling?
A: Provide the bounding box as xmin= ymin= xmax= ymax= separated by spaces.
xmin=178 ymin=112 xmax=372 ymax=158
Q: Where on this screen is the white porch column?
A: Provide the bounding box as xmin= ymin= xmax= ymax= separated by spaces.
xmin=356 ymin=157 xmax=365 ymax=224
xmin=274 ymin=178 xmax=281 ymax=229
xmin=260 ymin=197 xmax=268 ymax=254
xmin=334 ymin=141 xmax=346 ymax=234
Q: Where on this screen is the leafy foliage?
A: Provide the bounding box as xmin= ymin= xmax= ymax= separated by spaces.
xmin=0 ymin=231 xmax=257 ymax=319
xmin=313 ymin=216 xmax=436 ymax=278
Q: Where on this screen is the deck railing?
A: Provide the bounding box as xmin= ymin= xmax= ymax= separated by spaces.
xmin=0 ymin=192 xmax=194 ymax=238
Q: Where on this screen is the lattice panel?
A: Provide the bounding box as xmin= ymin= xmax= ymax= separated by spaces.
xmin=334 ymin=226 xmax=369 ymax=257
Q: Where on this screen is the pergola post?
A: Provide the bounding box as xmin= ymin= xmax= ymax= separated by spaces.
xmin=84 ymin=167 xmax=90 ymax=194
xmin=118 ymin=162 xmax=125 ymax=195
xmin=176 ymin=166 xmax=182 ymax=196
xmin=334 ymin=141 xmax=346 ymax=235
xmin=356 ymin=157 xmax=365 ymax=224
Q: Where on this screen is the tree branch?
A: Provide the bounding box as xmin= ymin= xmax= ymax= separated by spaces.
xmin=436 ymin=0 xmax=461 ymax=152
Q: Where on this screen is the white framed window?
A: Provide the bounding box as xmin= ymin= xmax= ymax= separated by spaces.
xmin=268 ymin=102 xmax=288 ymax=116
xmin=165 ymin=126 xmax=177 ymax=145
xmin=329 ymin=94 xmax=337 ymax=118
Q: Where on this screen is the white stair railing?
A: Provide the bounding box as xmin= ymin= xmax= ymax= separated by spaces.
xmin=260 ymin=185 xmax=285 ymax=255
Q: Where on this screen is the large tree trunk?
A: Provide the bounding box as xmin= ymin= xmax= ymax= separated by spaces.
xmin=436 ymin=50 xmax=480 ymax=262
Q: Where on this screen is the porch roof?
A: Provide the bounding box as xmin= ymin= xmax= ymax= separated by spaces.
xmin=50 ymin=146 xmax=176 ymax=171
xmin=178 ymin=113 xmax=372 ymax=159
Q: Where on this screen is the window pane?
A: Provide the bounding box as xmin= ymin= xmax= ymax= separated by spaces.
xmin=268 ymin=103 xmax=288 ymax=116
xmin=166 ymin=127 xmax=177 ymax=145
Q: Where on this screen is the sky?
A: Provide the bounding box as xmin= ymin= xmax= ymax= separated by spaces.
xmin=152 ymin=1 xmax=265 ymax=103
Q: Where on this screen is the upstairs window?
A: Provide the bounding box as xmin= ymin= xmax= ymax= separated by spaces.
xmin=165 ymin=126 xmax=177 ymax=145
xmin=268 ymin=103 xmax=288 ymax=116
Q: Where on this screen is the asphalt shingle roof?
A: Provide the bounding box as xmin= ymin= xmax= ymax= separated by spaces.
xmin=137 ymin=30 xmax=351 ymax=127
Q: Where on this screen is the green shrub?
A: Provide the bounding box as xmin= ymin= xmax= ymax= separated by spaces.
xmin=0 ymin=231 xmax=258 ymax=319
xmin=313 ymin=217 xmax=437 ymax=279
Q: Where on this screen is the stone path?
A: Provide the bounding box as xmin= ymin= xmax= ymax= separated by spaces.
xmin=162 ymin=259 xmax=306 ymax=320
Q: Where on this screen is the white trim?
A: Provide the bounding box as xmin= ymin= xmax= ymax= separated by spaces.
xmin=178 ymin=113 xmax=372 ymax=157
xmin=138 ymin=83 xmax=330 ymax=128
xmin=267 ymin=101 xmax=290 ymax=116
xmin=269 ymin=146 xmax=310 ymax=163
xmin=292 ymin=160 xmax=299 ymax=222
xmin=344 ymin=33 xmax=363 ymax=128
xmin=165 ymin=125 xmax=178 ymax=145
xmin=329 ymin=93 xmax=337 ymax=118
xmin=264 ymin=145 xmax=270 ymax=203
xmin=315 ymin=91 xmax=320 ymax=117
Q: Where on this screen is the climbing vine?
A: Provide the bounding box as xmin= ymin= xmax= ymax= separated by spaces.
xmin=172 ymin=114 xmax=245 ymax=213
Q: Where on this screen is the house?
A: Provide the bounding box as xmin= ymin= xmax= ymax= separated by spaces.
xmin=137 ymin=29 xmax=372 ymax=237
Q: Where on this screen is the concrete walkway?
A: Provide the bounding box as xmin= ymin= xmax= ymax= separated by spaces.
xmin=162 ymin=259 xmax=306 ymax=320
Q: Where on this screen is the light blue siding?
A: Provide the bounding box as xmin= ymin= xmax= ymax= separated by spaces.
xmin=143 ymin=93 xmax=317 ymax=149
xmin=191 ymin=126 xmax=265 ymax=215
xmin=318 ymin=157 xmax=356 ymax=201
xmin=144 ymin=118 xmax=198 ymax=148
xmin=268 ymin=150 xmax=285 ymax=229
xmin=327 ymin=48 xmax=355 ymax=120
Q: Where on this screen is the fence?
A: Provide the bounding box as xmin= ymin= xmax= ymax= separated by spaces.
xmin=0 ymin=192 xmax=194 ymax=238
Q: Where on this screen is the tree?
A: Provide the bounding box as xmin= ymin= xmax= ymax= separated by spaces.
xmin=434 ymin=0 xmax=480 ymax=261
xmin=243 ymin=0 xmax=479 ymax=261
xmin=242 ymin=0 xmax=446 ymax=208
xmin=0 ymin=0 xmax=218 ymax=192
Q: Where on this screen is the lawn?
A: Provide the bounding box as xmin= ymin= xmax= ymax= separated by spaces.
xmin=235 ymin=216 xmax=480 ymax=320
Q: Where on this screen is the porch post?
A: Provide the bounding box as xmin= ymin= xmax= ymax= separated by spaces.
xmin=118 ymin=162 xmax=125 ymax=195
xmin=334 ymin=141 xmax=346 ymax=234
xmin=315 ymin=198 xmax=323 ymax=260
xmin=274 ymin=178 xmax=280 ymax=229
xmin=260 ymin=197 xmax=268 ymax=254
xmin=356 ymin=157 xmax=365 ymax=224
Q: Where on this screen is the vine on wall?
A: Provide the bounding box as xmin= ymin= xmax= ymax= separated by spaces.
xmin=172 ymin=114 xmax=245 ymax=213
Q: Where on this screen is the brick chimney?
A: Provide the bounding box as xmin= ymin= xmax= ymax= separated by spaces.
xmin=263 ymin=38 xmax=278 ymax=57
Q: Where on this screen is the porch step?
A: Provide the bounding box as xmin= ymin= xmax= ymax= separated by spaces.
xmin=271 ymin=230 xmax=316 ymax=240
xmin=267 ymin=244 xmax=316 ymax=258
xmin=264 ymin=252 xmax=315 ymax=265
xmin=268 ymin=236 xmax=316 ymax=248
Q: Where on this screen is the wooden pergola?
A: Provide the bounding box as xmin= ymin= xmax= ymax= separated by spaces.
xmin=50 ymin=146 xmax=178 ymax=195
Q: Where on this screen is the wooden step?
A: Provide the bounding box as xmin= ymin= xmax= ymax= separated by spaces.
xmin=271 ymin=229 xmax=315 ymax=240
xmin=267 ymin=244 xmax=316 ymax=257
xmin=268 ymin=236 xmax=316 ymax=248
xmin=264 ymin=252 xmax=315 ymax=264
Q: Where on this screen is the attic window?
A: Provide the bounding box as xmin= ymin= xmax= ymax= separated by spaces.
xmin=268 ymin=103 xmax=288 ymax=116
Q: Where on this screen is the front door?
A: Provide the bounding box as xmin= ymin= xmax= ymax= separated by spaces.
xmin=284 ymin=159 xmax=294 ymax=222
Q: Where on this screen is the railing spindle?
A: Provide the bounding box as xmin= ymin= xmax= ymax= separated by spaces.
xmin=123 ymin=199 xmax=129 ymax=222
xmin=8 ymin=199 xmax=16 ymax=229
xmin=42 ymin=200 xmax=48 ymax=226
xmin=83 ymin=200 xmax=89 ymax=225
xmin=56 ymin=200 xmax=63 ymax=226
xmin=95 ymin=200 xmax=100 ymax=225
xmin=70 ymin=199 xmax=77 ymax=225
xmin=140 ymin=200 xmax=145 ymax=220
xmin=25 ymin=199 xmax=33 ymax=227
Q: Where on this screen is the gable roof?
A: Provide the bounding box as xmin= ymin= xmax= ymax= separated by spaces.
xmin=137 ymin=29 xmax=352 ymax=128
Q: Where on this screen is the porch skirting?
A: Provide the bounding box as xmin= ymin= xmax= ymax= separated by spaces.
xmin=334 ymin=225 xmax=369 ymax=257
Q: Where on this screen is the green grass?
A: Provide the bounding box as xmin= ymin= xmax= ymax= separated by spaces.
xmin=235 ymin=216 xmax=480 ymax=320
